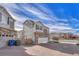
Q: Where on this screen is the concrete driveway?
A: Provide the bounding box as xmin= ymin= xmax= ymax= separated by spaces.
xmin=24 ymin=43 xmax=79 ymax=56
xmin=0 ymin=43 xmax=79 ymax=56
xmin=24 ymin=45 xmax=71 ymax=56
xmin=0 ymin=46 xmax=31 ymax=56
xmin=39 ymin=43 xmax=79 ymax=55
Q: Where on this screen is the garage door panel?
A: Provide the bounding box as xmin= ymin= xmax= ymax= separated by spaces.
xmin=38 ymin=37 xmax=48 ymax=43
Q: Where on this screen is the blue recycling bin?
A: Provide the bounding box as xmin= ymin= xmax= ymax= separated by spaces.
xmin=8 ymin=40 xmax=15 ymax=46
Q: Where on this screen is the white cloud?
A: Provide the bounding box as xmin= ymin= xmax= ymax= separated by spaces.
xmin=71 ymin=17 xmax=79 ymax=23
xmin=73 ymin=29 xmax=79 ymax=31
xmin=34 ymin=4 xmax=55 ymax=17
xmin=21 ymin=4 xmax=57 ymax=21
xmin=0 ymin=3 xmax=20 ymax=10
xmin=45 ymin=23 xmax=75 ymax=33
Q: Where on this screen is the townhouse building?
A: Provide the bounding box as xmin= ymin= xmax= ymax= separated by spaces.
xmin=23 ymin=20 xmax=49 ymax=44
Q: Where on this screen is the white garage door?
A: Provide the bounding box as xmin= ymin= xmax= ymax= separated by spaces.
xmin=0 ymin=37 xmax=6 ymax=48
xmin=38 ymin=37 xmax=48 ymax=43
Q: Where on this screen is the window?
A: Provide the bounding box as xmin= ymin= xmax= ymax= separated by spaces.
xmin=36 ymin=24 xmax=39 ymax=30
xmin=0 ymin=13 xmax=2 ymax=22
xmin=36 ymin=24 xmax=43 ymax=30
xmin=7 ymin=17 xmax=9 ymax=24
xmin=40 ymin=26 xmax=42 ymax=30
xmin=10 ymin=19 xmax=14 ymax=28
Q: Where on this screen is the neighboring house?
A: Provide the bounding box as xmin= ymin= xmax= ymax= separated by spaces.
xmin=17 ymin=30 xmax=24 ymax=40
xmin=23 ymin=20 xmax=49 ymax=44
xmin=0 ymin=6 xmax=16 ymax=39
xmin=17 ymin=30 xmax=25 ymax=45
xmin=50 ymin=32 xmax=62 ymax=41
xmin=49 ymin=32 xmax=74 ymax=41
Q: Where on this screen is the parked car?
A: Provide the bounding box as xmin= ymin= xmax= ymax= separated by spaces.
xmin=53 ymin=37 xmax=59 ymax=43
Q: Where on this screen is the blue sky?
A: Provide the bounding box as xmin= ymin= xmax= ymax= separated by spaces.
xmin=1 ymin=3 xmax=79 ymax=34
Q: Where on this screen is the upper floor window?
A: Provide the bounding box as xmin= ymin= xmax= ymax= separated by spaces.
xmin=40 ymin=26 xmax=42 ymax=30
xmin=0 ymin=12 xmax=2 ymax=22
xmin=36 ymin=24 xmax=39 ymax=30
xmin=9 ymin=18 xmax=14 ymax=28
xmin=7 ymin=17 xmax=9 ymax=24
xmin=36 ymin=24 xmax=43 ymax=30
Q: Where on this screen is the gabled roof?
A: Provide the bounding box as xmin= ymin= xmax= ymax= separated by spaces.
xmin=23 ymin=20 xmax=34 ymax=24
xmin=0 ymin=5 xmax=15 ymax=21
xmin=24 ymin=20 xmax=49 ymax=29
xmin=35 ymin=20 xmax=49 ymax=29
xmin=34 ymin=20 xmax=44 ymax=25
